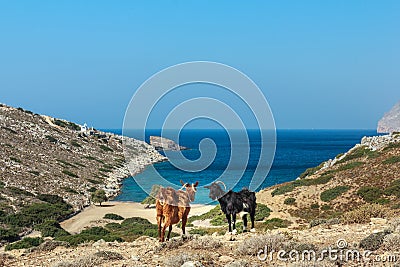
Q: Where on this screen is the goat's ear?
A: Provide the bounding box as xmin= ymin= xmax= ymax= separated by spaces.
xmin=194 ymin=181 xmax=199 ymax=187
xmin=180 ymin=180 xmax=185 ymax=186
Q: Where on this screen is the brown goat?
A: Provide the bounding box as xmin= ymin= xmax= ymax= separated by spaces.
xmin=156 ymin=180 xmax=198 ymax=242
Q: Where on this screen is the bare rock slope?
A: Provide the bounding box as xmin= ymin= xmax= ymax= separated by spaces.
xmin=378 ymin=101 xmax=400 ymax=133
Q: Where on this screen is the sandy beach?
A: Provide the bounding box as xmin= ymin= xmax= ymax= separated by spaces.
xmin=61 ymin=201 xmax=215 ymax=234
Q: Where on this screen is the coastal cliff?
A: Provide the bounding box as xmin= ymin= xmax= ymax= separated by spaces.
xmin=378 ymin=101 xmax=400 ymax=133
xmin=0 ymin=103 xmax=165 ymax=211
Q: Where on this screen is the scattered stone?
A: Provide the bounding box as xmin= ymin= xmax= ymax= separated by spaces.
xmin=370 ymin=218 xmax=388 ymax=225
xmin=181 ymin=261 xmax=203 ymax=267
xmin=92 ymin=239 xmax=106 ymax=248
xmin=219 ymin=255 xmax=234 ymax=263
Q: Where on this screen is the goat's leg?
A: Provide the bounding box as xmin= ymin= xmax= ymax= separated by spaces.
xmin=166 ymin=225 xmax=172 ymax=241
xmin=161 ymin=223 xmax=169 ymax=242
xmin=250 ymin=211 xmax=256 ymax=232
xmin=181 ymin=216 xmax=187 ymax=236
xmin=157 ymin=216 xmax=163 ymax=242
xmin=242 ymin=214 xmax=248 ymax=232
xmin=226 ymin=214 xmax=232 ymax=232
xmin=232 ymin=213 xmax=237 ymax=234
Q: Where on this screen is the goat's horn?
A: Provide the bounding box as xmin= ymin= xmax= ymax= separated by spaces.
xmin=215 ymin=181 xmax=227 ymax=191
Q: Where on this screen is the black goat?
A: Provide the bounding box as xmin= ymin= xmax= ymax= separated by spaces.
xmin=204 ymin=181 xmax=256 ymax=233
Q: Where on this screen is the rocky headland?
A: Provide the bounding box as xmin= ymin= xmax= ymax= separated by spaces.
xmin=378 ymin=101 xmax=400 ymax=133
xmin=0 ymin=103 xmax=166 ymax=211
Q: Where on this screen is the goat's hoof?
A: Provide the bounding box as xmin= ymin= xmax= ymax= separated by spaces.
xmin=250 ymin=228 xmax=256 ymax=233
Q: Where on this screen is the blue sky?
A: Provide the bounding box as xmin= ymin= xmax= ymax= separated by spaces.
xmin=0 ymin=1 xmax=399 ymax=129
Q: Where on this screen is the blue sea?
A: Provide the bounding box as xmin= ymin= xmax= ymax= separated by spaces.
xmin=105 ymin=129 xmax=378 ymax=204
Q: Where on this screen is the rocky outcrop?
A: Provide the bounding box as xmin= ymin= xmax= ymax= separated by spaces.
xmin=149 ymin=136 xmax=187 ymax=151
xmin=378 ymin=101 xmax=400 ymax=133
xmin=0 ymin=103 xmax=165 ymax=211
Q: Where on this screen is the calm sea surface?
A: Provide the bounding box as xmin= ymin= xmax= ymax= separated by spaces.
xmin=104 ymin=129 xmax=377 ymax=204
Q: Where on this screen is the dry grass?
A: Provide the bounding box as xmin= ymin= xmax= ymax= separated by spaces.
xmin=188 ymin=236 xmax=222 ymax=249
xmin=235 ymin=234 xmax=287 ymax=256
xmin=341 ymin=204 xmax=395 ymax=224
xmin=54 ymin=254 xmax=103 ymax=267
xmin=382 ymin=233 xmax=400 ymax=251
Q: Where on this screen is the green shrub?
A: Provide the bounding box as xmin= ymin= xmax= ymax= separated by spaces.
xmin=360 ymin=231 xmax=389 ymax=251
xmin=10 ymin=157 xmax=22 ymax=163
xmin=284 ymin=197 xmax=296 ymax=205
xmin=337 ymin=161 xmax=364 ymax=171
xmin=105 ymin=217 xmax=175 ymax=242
xmin=62 ymin=170 xmax=78 ymax=178
xmin=91 ymin=189 xmax=107 ymax=206
xmin=0 ymin=181 xmax=5 ymax=188
xmin=7 ymin=186 xmax=34 ymax=197
xmin=62 ymin=187 xmax=79 ymax=194
xmin=73 ymin=162 xmax=86 ymax=167
xmin=54 ymin=119 xmax=80 ymax=131
xmin=56 ymin=226 xmax=122 ymax=246
xmin=2 ymin=126 xmax=17 ymax=134
xmin=339 ymin=146 xmax=379 ymax=163
xmin=99 ymin=145 xmax=113 ymax=152
xmin=0 ymin=228 xmax=19 ymax=242
xmin=383 ymin=156 xmax=400 ymax=165
xmin=272 ymin=175 xmax=333 ymax=196
xmin=320 ymin=186 xmax=350 ymax=202
xmin=37 ymin=194 xmax=69 ymax=205
xmin=45 ymin=135 xmax=58 ymax=143
xmin=70 ymin=140 xmax=81 ymax=148
xmin=5 ymin=237 xmax=43 ymax=251
xmin=254 ymin=203 xmax=272 ymax=221
xmin=357 ymin=187 xmax=384 ymax=203
xmin=88 ymin=186 xmax=97 ymax=192
xmin=263 ymin=218 xmax=292 ymax=230
xmin=104 ymin=213 xmax=124 ymax=220
xmin=299 ymin=163 xmax=324 ymax=179
xmin=310 ymin=203 xmax=320 ymax=209
xmin=35 ymin=220 xmax=70 ymax=238
xmin=28 ymin=170 xmax=40 ymax=176
xmin=321 ymin=204 xmax=332 ymax=211
xmin=383 ymin=142 xmax=400 ymax=151
xmin=99 ymin=168 xmax=113 ymax=173
xmin=384 ymin=181 xmax=400 ymax=198
xmin=87 ymin=178 xmax=102 ymax=185
xmin=188 ymin=228 xmax=224 ymax=236
xmin=4 ymin=202 xmax=73 ymax=228
xmin=271 ymin=183 xmax=297 ymax=196
xmin=57 ymin=159 xmax=76 ymax=168
xmin=84 ymin=155 xmax=104 ymax=163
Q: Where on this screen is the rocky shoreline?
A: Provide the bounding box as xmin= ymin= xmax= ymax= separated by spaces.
xmin=102 ymin=135 xmax=167 ymax=199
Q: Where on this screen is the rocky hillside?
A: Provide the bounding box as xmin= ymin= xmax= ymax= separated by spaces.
xmin=0 ymin=103 xmax=165 ymax=211
xmin=1 ymin=131 xmax=400 ymax=266
xmin=378 ymin=101 xmax=400 ymax=133
xmin=257 ymin=132 xmax=400 ymax=226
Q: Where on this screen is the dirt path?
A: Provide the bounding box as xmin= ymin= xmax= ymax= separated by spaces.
xmin=61 ymin=201 xmax=215 ymax=234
